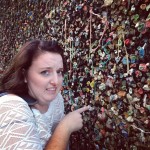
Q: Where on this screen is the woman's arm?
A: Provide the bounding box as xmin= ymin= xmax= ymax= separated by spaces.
xmin=45 ymin=106 xmax=89 ymax=150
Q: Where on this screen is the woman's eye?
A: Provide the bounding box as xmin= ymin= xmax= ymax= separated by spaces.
xmin=57 ymin=70 xmax=64 ymax=75
xmin=41 ymin=70 xmax=50 ymax=76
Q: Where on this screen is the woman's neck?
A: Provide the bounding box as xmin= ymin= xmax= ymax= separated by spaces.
xmin=33 ymin=103 xmax=49 ymax=114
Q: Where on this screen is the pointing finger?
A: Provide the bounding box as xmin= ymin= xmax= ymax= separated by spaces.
xmin=75 ymin=106 xmax=89 ymax=113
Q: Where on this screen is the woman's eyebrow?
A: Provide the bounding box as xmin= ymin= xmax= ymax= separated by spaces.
xmin=39 ymin=67 xmax=52 ymax=69
xmin=39 ymin=67 xmax=64 ymax=70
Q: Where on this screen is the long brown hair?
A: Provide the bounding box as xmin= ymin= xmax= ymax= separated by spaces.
xmin=0 ymin=39 xmax=66 ymax=95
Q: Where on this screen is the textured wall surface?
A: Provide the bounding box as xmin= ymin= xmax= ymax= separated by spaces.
xmin=1 ymin=0 xmax=150 ymax=149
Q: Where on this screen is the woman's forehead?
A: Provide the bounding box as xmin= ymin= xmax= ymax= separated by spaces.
xmin=31 ymin=52 xmax=63 ymax=68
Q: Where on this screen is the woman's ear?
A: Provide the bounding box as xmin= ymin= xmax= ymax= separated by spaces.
xmin=22 ymin=69 xmax=27 ymax=83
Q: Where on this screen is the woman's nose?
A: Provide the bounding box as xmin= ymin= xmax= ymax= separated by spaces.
xmin=50 ymin=72 xmax=58 ymax=85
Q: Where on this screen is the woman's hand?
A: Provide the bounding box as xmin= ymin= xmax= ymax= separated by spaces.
xmin=60 ymin=106 xmax=89 ymax=134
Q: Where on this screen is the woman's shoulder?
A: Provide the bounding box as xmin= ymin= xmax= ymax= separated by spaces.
xmin=0 ymin=93 xmax=28 ymax=105
xmin=0 ymin=93 xmax=33 ymax=117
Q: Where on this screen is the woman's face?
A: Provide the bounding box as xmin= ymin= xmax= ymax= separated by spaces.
xmin=25 ymin=52 xmax=64 ymax=106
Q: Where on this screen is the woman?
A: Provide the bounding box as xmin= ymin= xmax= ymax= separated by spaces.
xmin=0 ymin=39 xmax=89 ymax=150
